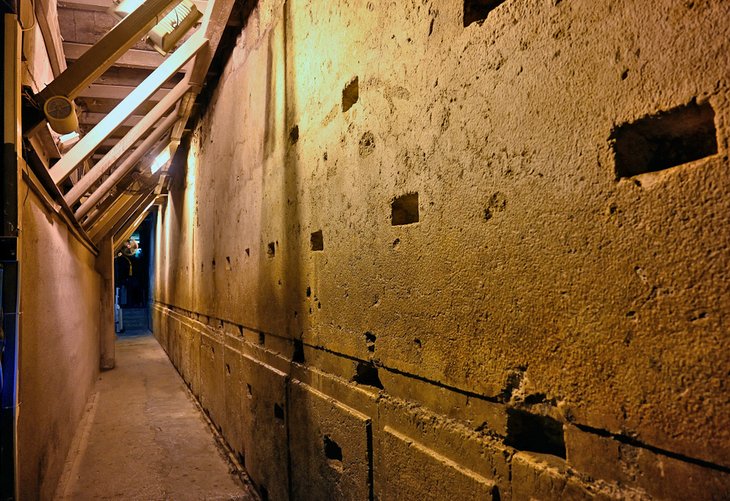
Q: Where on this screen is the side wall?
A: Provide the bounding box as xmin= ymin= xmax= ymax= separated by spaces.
xmin=18 ymin=186 xmax=102 ymax=500
xmin=154 ymin=1 xmax=730 ymax=499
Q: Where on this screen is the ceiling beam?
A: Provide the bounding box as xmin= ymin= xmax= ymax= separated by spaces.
xmin=37 ymin=0 xmax=182 ymax=103
xmin=75 ymin=119 xmax=173 ymax=219
xmin=69 ymin=80 xmax=190 ymax=208
xmin=169 ymin=0 xmax=236 ymax=142
xmin=188 ymin=0 xmax=236 ymax=87
xmin=90 ymin=189 xmax=155 ymax=242
xmin=35 ymin=0 xmax=68 ymax=76
xmin=63 ymin=41 xmax=167 ymax=70
xmin=79 ymin=112 xmax=144 ymax=126
xmin=112 ymin=196 xmax=156 ymax=248
xmin=59 ymin=0 xmax=208 ymax=14
xmin=76 ymin=83 xmax=170 ymax=101
xmin=86 ymin=192 xmax=136 ymax=238
xmin=48 ymin=32 xmax=207 ymax=185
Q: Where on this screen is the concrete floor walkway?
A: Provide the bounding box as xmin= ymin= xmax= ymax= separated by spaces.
xmin=56 ymin=335 xmax=255 ymax=500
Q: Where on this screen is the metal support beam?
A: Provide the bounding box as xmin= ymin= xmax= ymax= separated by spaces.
xmin=48 ymin=32 xmax=207 ymax=185
xmin=36 ymin=0 xmax=182 ymax=103
xmin=66 ymin=79 xmax=190 ymax=205
xmin=63 ymin=42 xmax=167 ymax=70
xmin=91 ymin=190 xmax=155 ymax=242
xmin=75 ymin=111 xmax=178 ymax=218
xmin=168 ymin=0 xmax=235 ymax=144
xmin=86 ymin=192 xmax=136 ymax=239
xmin=77 ymin=84 xmax=170 ymax=101
xmin=59 ymin=0 xmax=208 ymax=14
xmin=112 ymin=197 xmax=155 ymax=247
xmin=79 ymin=112 xmax=145 ymax=127
xmin=188 ymin=0 xmax=235 ymax=86
xmin=35 ymin=0 xmax=68 ymax=77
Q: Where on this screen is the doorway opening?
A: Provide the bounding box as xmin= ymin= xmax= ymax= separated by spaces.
xmin=114 ymin=211 xmax=156 ymax=337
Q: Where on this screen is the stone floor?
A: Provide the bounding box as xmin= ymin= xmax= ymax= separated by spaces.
xmin=55 ymin=335 xmax=255 ymax=500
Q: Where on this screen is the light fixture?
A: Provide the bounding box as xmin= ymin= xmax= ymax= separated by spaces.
xmin=57 ymin=131 xmax=81 ymax=152
xmin=43 ymin=95 xmax=79 ymax=134
xmin=150 ymin=145 xmax=172 ymax=174
xmin=109 ymin=0 xmax=146 ymax=18
xmin=110 ymin=0 xmax=202 ymax=55
xmin=147 ymin=0 xmax=202 ymax=55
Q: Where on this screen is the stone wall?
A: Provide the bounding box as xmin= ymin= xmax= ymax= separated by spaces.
xmin=18 ymin=185 xmax=102 ymax=500
xmin=153 ymin=0 xmax=730 ymax=498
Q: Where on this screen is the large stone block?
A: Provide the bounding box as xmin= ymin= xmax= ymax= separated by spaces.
xmin=377 ymin=426 xmax=497 ymax=501
xmin=511 ymin=451 xmax=614 ymax=501
xmin=199 ymin=331 xmax=225 ymax=425
xmin=565 ymin=425 xmax=730 ymax=500
xmin=241 ymin=355 xmax=289 ymax=501
xmin=377 ymin=394 xmax=510 ymax=494
xmin=221 ymin=345 xmax=245 ymax=459
xmin=289 ymin=381 xmax=372 ymax=501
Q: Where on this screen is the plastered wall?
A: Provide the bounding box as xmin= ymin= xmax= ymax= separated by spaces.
xmin=18 ymin=186 xmax=102 ymax=499
xmin=153 ymin=0 xmax=730 ymax=498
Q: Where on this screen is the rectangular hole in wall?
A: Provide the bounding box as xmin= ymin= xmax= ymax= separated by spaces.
xmin=310 ymin=230 xmax=324 ymax=251
xmin=352 ymin=362 xmax=384 ymax=389
xmin=292 ymin=339 xmax=305 ymax=363
xmin=611 ymin=100 xmax=717 ymax=178
xmin=505 ymin=408 xmax=566 ymax=458
xmin=464 ymin=0 xmax=506 ymax=27
xmin=267 ymin=242 xmax=276 ymax=258
xmin=342 ymin=76 xmax=359 ymax=112
xmin=391 ymin=192 xmax=419 ymax=226
xmin=274 ymin=403 xmax=285 ymax=420
xmin=323 ymin=435 xmax=343 ymax=471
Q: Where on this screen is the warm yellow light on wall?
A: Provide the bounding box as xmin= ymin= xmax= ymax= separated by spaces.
xmin=186 ymin=139 xmax=198 ymax=183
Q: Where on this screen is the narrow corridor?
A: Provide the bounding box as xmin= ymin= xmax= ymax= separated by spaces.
xmin=55 ymin=336 xmax=255 ymax=500
xmin=3 ymin=1 xmax=729 ymax=498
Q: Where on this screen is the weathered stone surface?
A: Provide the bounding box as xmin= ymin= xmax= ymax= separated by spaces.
xmin=151 ymin=0 xmax=730 ymax=497
xmin=511 ymin=452 xmax=612 ymax=501
xmin=289 ymin=381 xmax=372 ymax=501
xmin=565 ymin=425 xmax=730 ymax=500
xmin=377 ymin=395 xmax=511 ymax=497
xmin=199 ymin=331 xmax=226 ymax=425
xmin=221 ymin=341 xmax=245 ymax=458
xmin=378 ymin=426 xmax=497 ymax=501
xmin=240 ymin=355 xmax=289 ymax=501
